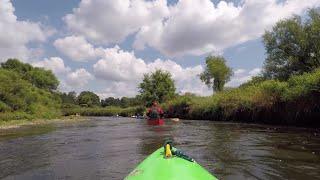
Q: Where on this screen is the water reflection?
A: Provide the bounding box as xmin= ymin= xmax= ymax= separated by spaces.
xmin=0 ymin=118 xmax=319 ymax=180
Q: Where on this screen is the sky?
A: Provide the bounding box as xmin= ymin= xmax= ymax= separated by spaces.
xmin=1 ymin=0 xmax=320 ymax=98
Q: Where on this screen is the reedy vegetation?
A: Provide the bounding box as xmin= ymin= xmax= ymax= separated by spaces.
xmin=163 ymin=69 xmax=320 ymax=126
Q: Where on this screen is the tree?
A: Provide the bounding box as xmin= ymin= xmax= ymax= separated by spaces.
xmin=200 ymin=56 xmax=233 ymax=92
xmin=77 ymin=91 xmax=100 ymax=107
xmin=139 ymin=69 xmax=176 ymax=106
xmin=0 ymin=68 xmax=61 ymax=117
xmin=101 ymin=97 xmax=120 ymax=107
xmin=101 ymin=96 xmax=141 ymax=107
xmin=263 ymin=8 xmax=320 ymax=80
xmin=1 ymin=58 xmax=32 ymax=75
xmin=1 ymin=59 xmax=59 ymax=91
xmin=60 ymin=91 xmax=77 ymax=104
xmin=28 ymin=67 xmax=59 ymax=90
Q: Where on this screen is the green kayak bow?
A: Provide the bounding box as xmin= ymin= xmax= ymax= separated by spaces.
xmin=125 ymin=141 xmax=218 ymax=180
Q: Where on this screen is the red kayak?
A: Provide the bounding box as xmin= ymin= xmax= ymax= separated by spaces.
xmin=147 ymin=119 xmax=164 ymax=125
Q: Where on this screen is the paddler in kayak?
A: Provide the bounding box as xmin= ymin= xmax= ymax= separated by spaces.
xmin=146 ymin=101 xmax=164 ymax=120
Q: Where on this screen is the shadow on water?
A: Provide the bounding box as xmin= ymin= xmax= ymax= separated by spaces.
xmin=0 ymin=117 xmax=319 ymax=180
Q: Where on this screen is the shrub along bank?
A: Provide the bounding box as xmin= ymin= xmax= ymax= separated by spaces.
xmin=0 ymin=60 xmax=61 ymax=121
xmin=62 ymin=106 xmax=145 ymax=117
xmin=163 ymin=69 xmax=320 ymax=127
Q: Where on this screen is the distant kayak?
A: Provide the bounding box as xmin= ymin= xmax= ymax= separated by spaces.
xmin=147 ymin=119 xmax=164 ymax=125
xmin=125 ymin=142 xmax=218 ymax=180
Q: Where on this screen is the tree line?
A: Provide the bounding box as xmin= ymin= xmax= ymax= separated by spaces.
xmin=60 ymin=91 xmax=141 ymax=108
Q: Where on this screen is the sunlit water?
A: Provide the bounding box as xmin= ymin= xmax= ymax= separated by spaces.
xmin=0 ymin=117 xmax=319 ymax=180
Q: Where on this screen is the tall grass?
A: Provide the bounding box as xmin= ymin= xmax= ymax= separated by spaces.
xmin=163 ymin=69 xmax=320 ymax=126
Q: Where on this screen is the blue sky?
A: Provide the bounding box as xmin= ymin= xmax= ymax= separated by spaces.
xmin=1 ymin=0 xmax=319 ymax=97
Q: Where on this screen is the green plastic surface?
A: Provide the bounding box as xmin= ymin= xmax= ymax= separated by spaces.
xmin=125 ymin=147 xmax=218 ymax=180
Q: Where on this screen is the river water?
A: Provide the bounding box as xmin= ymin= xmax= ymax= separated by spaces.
xmin=0 ymin=117 xmax=319 ymax=180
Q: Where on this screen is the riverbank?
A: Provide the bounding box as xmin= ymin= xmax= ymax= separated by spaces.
xmin=163 ymin=69 xmax=320 ymax=127
xmin=2 ymin=69 xmax=319 ymax=128
xmin=0 ymin=105 xmax=144 ymax=130
xmin=0 ymin=116 xmax=86 ymax=130
xmin=62 ymin=106 xmax=144 ymax=117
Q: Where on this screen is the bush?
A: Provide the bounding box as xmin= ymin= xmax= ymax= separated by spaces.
xmin=0 ymin=101 xmax=11 ymax=112
xmin=0 ymin=62 xmax=61 ymax=121
xmin=284 ymin=69 xmax=320 ymax=100
xmin=162 ymin=69 xmax=320 ymax=126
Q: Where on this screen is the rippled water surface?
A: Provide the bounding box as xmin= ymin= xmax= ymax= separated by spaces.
xmin=0 ymin=117 xmax=319 ymax=180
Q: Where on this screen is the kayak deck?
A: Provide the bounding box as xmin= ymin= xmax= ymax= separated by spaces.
xmin=125 ymin=147 xmax=218 ymax=180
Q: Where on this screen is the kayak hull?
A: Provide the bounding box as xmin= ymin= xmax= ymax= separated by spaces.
xmin=125 ymin=147 xmax=218 ymax=180
xmin=147 ymin=119 xmax=164 ymax=125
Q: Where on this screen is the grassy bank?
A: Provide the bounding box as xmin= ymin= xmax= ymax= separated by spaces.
xmin=62 ymin=106 xmax=144 ymax=117
xmin=163 ymin=69 xmax=320 ymax=127
xmin=0 ymin=116 xmax=86 ymax=130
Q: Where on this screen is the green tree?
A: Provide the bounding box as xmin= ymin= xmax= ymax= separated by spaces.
xmin=77 ymin=91 xmax=100 ymax=107
xmin=0 ymin=68 xmax=61 ymax=118
xmin=200 ymin=56 xmax=233 ymax=92
xmin=101 ymin=96 xmax=141 ymax=107
xmin=139 ymin=69 xmax=176 ymax=106
xmin=60 ymin=91 xmax=77 ymax=105
xmin=101 ymin=97 xmax=121 ymax=107
xmin=263 ymin=8 xmax=320 ymax=80
xmin=1 ymin=58 xmax=32 ymax=75
xmin=120 ymin=97 xmax=130 ymax=108
xmin=1 ymin=59 xmax=59 ymax=90
xmin=28 ymin=67 xmax=59 ymax=90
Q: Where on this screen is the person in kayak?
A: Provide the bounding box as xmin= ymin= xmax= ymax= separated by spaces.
xmin=146 ymin=101 xmax=164 ymax=120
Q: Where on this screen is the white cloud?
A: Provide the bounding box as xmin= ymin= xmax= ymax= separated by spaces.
xmin=234 ymin=69 xmax=246 ymax=75
xmin=249 ymin=68 xmax=262 ymax=76
xmin=33 ymin=57 xmax=94 ymax=90
xmin=227 ymin=68 xmax=261 ymax=87
xmin=146 ymin=59 xmax=211 ymax=95
xmin=62 ymin=0 xmax=319 ymax=57
xmin=66 ymin=68 xmax=93 ymax=87
xmin=92 ymin=46 xmax=211 ymax=97
xmin=93 ymin=46 xmax=148 ymax=81
xmin=53 ymin=36 xmax=104 ymax=61
xmin=94 ymin=48 xmax=263 ymax=96
xmin=98 ymin=82 xmax=138 ymax=98
xmin=134 ymin=0 xmax=320 ymax=56
xmin=37 ymin=41 xmax=261 ymax=96
xmin=0 ymin=0 xmax=48 ymax=61
xmin=64 ymin=0 xmax=169 ymax=44
xmin=33 ymin=57 xmax=71 ymax=75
